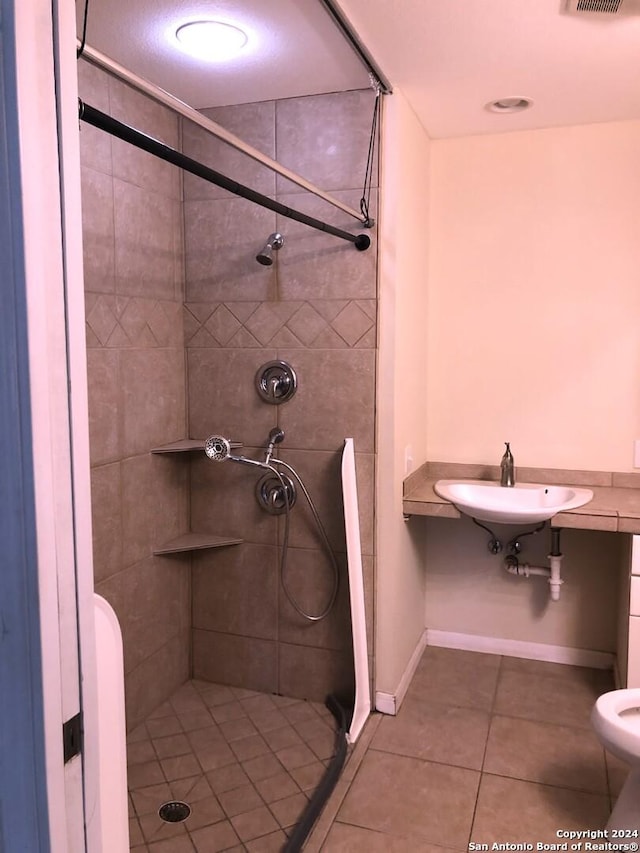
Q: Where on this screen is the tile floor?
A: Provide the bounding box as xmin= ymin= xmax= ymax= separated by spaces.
xmin=127 ymin=647 xmax=629 ymax=852
xmin=127 ymin=679 xmax=337 ymax=852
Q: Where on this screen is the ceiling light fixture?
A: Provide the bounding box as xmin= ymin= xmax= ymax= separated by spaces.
xmin=175 ymin=20 xmax=249 ymax=62
xmin=486 ymin=97 xmax=534 ymax=114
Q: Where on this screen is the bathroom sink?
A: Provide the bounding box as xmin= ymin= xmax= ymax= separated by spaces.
xmin=433 ymin=479 xmax=593 ymax=525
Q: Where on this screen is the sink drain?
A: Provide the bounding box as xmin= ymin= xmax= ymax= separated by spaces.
xmin=158 ymin=801 xmax=191 ymax=823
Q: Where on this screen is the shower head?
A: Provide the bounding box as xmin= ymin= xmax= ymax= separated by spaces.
xmin=204 ymin=435 xmax=232 ymax=462
xmin=256 ymin=232 xmax=284 ymax=266
xmin=205 ymin=435 xmax=268 ymax=469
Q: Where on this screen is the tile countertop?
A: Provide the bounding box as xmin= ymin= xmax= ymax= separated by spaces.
xmin=402 ymin=461 xmax=640 ymax=534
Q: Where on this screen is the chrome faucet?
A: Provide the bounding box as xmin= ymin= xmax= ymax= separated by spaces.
xmin=500 ymin=442 xmax=515 ymax=487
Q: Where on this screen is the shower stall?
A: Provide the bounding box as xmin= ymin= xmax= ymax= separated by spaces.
xmin=79 ymin=50 xmax=378 ymax=849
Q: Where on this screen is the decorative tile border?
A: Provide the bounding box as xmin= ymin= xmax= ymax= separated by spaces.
xmin=85 ymin=294 xmax=183 ymax=348
xmin=183 ymin=300 xmax=377 ymax=349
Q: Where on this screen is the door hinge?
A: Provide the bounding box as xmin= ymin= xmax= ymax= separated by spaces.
xmin=62 ymin=712 xmax=83 ymax=763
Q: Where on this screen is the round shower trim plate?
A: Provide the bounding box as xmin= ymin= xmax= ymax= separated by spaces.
xmin=255 ymin=471 xmax=297 ymax=514
xmin=255 ymin=360 xmax=297 ymax=404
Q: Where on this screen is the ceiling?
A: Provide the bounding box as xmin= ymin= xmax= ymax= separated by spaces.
xmin=80 ymin=0 xmax=640 ymax=138
xmin=79 ymin=0 xmax=371 ymax=111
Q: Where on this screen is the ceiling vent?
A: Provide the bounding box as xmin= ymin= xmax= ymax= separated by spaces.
xmin=565 ymin=0 xmax=640 ymax=14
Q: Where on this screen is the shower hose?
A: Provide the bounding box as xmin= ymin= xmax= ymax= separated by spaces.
xmin=204 ymin=434 xmax=340 ymax=622
xmin=267 ymin=456 xmax=340 ymax=622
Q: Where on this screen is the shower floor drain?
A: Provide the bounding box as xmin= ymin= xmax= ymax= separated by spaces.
xmin=158 ymin=801 xmax=191 ymax=823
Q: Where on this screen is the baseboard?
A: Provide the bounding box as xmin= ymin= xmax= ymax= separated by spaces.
xmin=375 ymin=630 xmax=427 ymax=716
xmin=426 ymin=629 xmax=615 ymax=670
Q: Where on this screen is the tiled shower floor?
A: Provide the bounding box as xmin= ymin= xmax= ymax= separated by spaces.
xmin=127 ymin=679 xmax=338 ymax=852
xmin=128 ymin=649 xmax=630 ymax=852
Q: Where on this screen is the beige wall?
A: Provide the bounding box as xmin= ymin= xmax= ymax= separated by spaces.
xmin=425 ymin=519 xmax=623 ymax=653
xmin=423 ymin=120 xmax=640 ymax=653
xmin=79 ymin=61 xmax=190 ymax=729
xmin=375 ymin=90 xmax=430 ymax=696
xmin=428 ymin=120 xmax=640 ymax=472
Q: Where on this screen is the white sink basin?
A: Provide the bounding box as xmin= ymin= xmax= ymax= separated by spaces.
xmin=433 ymin=479 xmax=594 ymax=525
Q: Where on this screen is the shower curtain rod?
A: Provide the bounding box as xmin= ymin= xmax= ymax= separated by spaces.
xmin=78 ymin=100 xmax=372 ymax=252
xmin=78 ymin=43 xmax=368 ymax=226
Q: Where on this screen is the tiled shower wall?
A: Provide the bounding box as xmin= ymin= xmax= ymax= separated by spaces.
xmin=79 ymin=56 xmax=378 ymax=719
xmin=182 ymin=91 xmax=378 ymax=703
xmin=79 ymin=61 xmax=190 ymax=730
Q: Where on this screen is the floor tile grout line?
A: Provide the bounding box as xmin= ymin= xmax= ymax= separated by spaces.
xmin=465 ymin=653 xmax=504 ymax=847
xmin=474 ymin=768 xmax=611 ymax=798
xmin=303 ymin=713 xmax=382 ymax=852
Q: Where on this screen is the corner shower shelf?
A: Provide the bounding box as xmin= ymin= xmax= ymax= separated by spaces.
xmin=151 ymin=439 xmax=205 ymax=453
xmin=153 ymin=532 xmax=243 ymax=555
xmin=151 ymin=439 xmax=242 ymax=454
xmin=151 ymin=440 xmax=244 ymax=554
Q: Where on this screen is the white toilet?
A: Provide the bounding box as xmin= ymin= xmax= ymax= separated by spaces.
xmin=591 ymin=688 xmax=640 ymax=830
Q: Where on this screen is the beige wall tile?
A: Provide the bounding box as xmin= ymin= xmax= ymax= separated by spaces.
xmin=192 ymin=630 xmax=277 ymax=694
xmin=278 ymin=643 xmax=354 ymax=703
xmin=355 ymin=452 xmax=375 ymax=556
xmin=187 ymin=347 xmax=277 ymax=446
xmin=77 ymin=61 xmax=112 ymax=175
xmin=121 ymin=453 xmax=188 ymax=566
xmin=275 ymin=191 xmax=377 ymax=302
xmin=90 ymin=462 xmax=122 ymax=583
xmin=121 ymin=347 xmax=186 ymax=456
xmin=275 ymin=90 xmax=379 ymax=194
xmin=278 ymin=547 xmax=351 ymax=651
xmin=184 ymin=197 xmax=277 ymax=302
xmin=276 ymin=349 xmax=376 ymax=453
xmin=182 ymin=102 xmax=276 ymax=202
xmin=362 ymin=555 xmax=375 ymax=657
xmin=113 ymin=179 xmax=181 ymax=299
xmin=331 ymin=301 xmax=376 ymax=346
xmin=189 ymin=453 xmax=278 ymax=547
xmin=612 ymin=472 xmax=640 ymax=489
xmin=87 ymin=348 xmax=122 ymax=465
xmin=192 ymin=544 xmax=278 ymax=640
xmin=82 ymin=69 xmax=191 ymax=731
xmin=81 ymin=166 xmax=115 ymax=293
xmin=274 ymin=448 xmax=346 ymax=552
xmin=124 ymin=633 xmax=190 ymax=731
xmin=109 ymin=76 xmax=181 ymax=200
xmin=120 ymin=556 xmax=190 ymax=674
